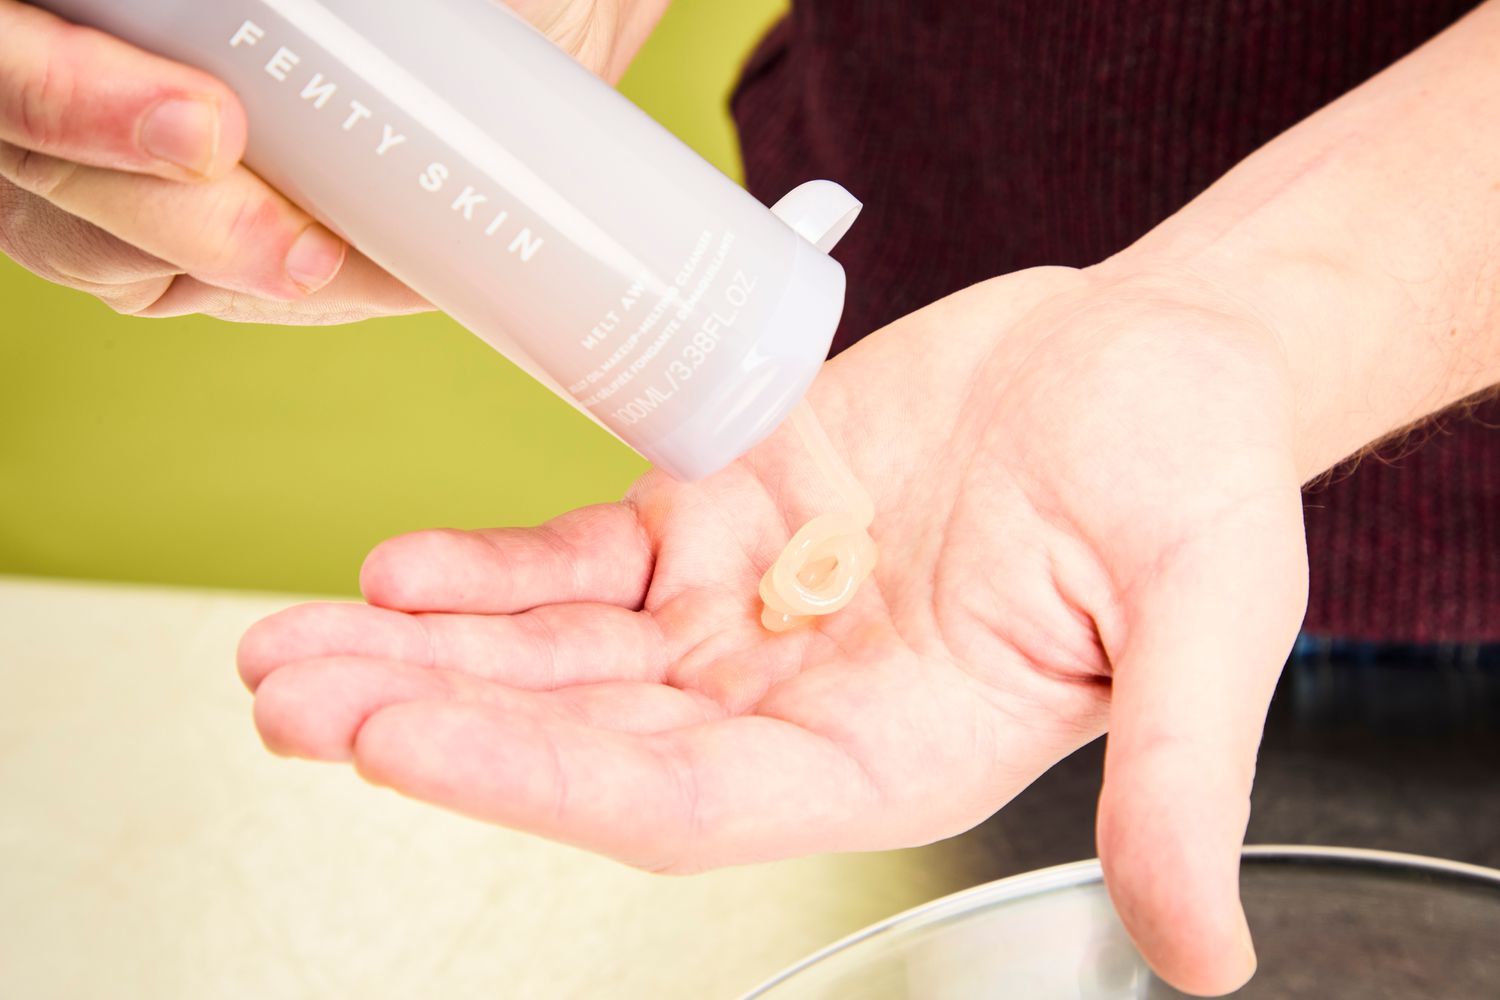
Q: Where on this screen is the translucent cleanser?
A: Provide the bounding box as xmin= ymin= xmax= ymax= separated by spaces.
xmin=760 ymin=401 xmax=878 ymax=632
xmin=37 ymin=0 xmax=861 ymax=480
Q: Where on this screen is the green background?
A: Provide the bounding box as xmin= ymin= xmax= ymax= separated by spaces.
xmin=0 ymin=0 xmax=786 ymax=597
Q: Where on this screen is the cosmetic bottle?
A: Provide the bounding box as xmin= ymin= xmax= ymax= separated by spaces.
xmin=37 ymin=0 xmax=859 ymax=479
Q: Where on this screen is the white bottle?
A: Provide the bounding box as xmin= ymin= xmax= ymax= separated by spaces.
xmin=36 ymin=0 xmax=860 ymax=480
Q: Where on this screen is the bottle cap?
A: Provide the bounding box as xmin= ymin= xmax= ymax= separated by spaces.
xmin=639 ymin=181 xmax=861 ymax=480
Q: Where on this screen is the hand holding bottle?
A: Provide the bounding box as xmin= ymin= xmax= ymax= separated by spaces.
xmin=0 ymin=0 xmax=666 ymax=322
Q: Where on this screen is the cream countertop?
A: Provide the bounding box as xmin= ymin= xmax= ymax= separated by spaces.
xmin=0 ymin=576 xmax=978 ymax=1000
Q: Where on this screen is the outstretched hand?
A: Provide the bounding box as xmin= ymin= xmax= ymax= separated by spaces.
xmin=242 ymin=265 xmax=1309 ymax=996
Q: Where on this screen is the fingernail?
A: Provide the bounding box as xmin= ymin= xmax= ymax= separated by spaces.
xmin=284 ymin=224 xmax=347 ymax=294
xmin=141 ymin=97 xmax=220 ymax=176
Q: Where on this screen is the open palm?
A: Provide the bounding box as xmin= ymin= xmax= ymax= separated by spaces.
xmin=241 ymin=265 xmax=1309 ymax=995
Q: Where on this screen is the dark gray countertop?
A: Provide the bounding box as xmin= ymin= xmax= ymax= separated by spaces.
xmin=943 ymin=648 xmax=1500 ymax=879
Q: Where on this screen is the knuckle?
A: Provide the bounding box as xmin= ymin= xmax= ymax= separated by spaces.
xmin=203 ymin=188 xmax=287 ymax=275
xmin=11 ymin=23 xmax=78 ymax=153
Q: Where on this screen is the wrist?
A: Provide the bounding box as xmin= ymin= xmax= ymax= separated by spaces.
xmin=1098 ymin=199 xmax=1499 ymax=483
xmin=1084 ymin=243 xmax=1348 ymax=483
xmin=1088 ymin=0 xmax=1500 ymax=483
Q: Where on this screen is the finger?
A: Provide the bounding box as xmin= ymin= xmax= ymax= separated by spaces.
xmin=1096 ymin=500 xmax=1307 ymax=996
xmin=0 ymin=175 xmax=180 ymax=311
xmin=1 ymin=174 xmax=422 ymax=317
xmin=134 ymin=250 xmax=430 ymax=324
xmin=0 ymin=1 xmax=245 ymax=180
xmin=237 ymin=600 xmax=668 ymax=692
xmin=351 ymin=702 xmax=880 ymax=871
xmin=503 ymin=0 xmax=670 ymax=83
xmin=252 ymin=656 xmax=722 ymax=761
xmin=361 ymin=504 xmax=654 ymax=614
xmin=599 ymin=0 xmax=675 ymax=83
xmin=0 ymin=144 xmax=346 ymax=301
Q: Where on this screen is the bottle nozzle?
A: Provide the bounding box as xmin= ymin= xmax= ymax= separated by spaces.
xmin=770 ymin=180 xmax=862 ymax=253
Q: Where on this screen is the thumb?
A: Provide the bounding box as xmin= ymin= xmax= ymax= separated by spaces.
xmin=1096 ymin=495 xmax=1307 ymax=996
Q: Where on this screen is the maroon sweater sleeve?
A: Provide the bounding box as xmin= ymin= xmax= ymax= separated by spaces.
xmin=731 ymin=0 xmax=1498 ymax=644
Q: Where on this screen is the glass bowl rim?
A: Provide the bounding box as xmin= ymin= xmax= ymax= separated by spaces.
xmin=738 ymin=845 xmax=1500 ymax=999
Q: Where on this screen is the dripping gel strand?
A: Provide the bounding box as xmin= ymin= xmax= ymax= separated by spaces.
xmin=760 ymin=400 xmax=878 ymax=632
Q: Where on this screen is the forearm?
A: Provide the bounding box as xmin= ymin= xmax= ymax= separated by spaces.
xmin=1107 ymin=0 xmax=1500 ymax=480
